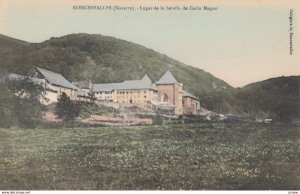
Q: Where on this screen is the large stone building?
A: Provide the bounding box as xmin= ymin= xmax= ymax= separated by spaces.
xmin=93 ymin=74 xmax=158 ymax=109
xmin=31 ymin=67 xmax=79 ymax=101
xmin=8 ymin=67 xmax=93 ymax=104
xmin=93 ymin=70 xmax=200 ymax=115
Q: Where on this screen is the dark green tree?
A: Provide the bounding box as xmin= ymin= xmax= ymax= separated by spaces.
xmin=0 ymin=80 xmax=14 ymax=127
xmin=0 ymin=74 xmax=46 ymax=128
xmin=55 ymin=93 xmax=80 ymax=125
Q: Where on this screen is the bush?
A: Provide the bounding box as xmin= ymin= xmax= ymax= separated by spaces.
xmin=55 ymin=93 xmax=80 ymax=126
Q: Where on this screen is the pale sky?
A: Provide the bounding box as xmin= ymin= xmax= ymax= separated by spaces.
xmin=0 ymin=0 xmax=299 ymax=87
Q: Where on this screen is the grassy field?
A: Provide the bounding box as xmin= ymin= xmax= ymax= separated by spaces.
xmin=0 ymin=122 xmax=299 ymax=190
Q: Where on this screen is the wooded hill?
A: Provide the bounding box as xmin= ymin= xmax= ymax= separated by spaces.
xmin=0 ymin=33 xmax=299 ymax=121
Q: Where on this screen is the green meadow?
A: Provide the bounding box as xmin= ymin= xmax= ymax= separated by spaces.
xmin=0 ymin=122 xmax=299 ymax=190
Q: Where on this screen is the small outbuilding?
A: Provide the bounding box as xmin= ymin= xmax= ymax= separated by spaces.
xmin=182 ymin=90 xmax=200 ymax=115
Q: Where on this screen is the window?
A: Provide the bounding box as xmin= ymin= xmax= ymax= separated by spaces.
xmin=162 ymin=94 xmax=168 ymax=103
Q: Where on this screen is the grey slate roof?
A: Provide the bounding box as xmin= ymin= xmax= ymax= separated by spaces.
xmin=93 ymin=83 xmax=122 ymax=92
xmin=10 ymin=73 xmax=92 ymax=98
xmin=93 ymin=74 xmax=156 ymax=92
xmin=141 ymin=74 xmax=152 ymax=84
xmin=8 ymin=73 xmax=57 ymax=92
xmin=156 ymin=70 xmax=179 ymax=84
xmin=36 ymin=67 xmax=78 ymax=90
xmin=76 ymin=87 xmax=91 ymax=97
xmin=183 ymin=90 xmax=199 ymax=100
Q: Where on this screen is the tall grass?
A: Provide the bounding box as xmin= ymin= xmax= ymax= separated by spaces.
xmin=0 ymin=122 xmax=299 ymax=190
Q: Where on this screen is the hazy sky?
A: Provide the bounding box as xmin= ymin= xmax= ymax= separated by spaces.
xmin=1 ymin=0 xmax=299 ymax=87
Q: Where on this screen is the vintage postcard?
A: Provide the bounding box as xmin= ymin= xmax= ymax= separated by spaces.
xmin=0 ymin=0 xmax=299 ymax=192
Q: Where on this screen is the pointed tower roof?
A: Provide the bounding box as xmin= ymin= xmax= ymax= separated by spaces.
xmin=156 ymin=70 xmax=179 ymax=84
xmin=141 ymin=73 xmax=152 ymax=84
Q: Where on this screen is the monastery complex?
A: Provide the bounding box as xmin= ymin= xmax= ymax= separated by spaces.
xmin=9 ymin=67 xmax=200 ymax=115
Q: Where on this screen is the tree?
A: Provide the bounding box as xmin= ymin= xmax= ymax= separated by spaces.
xmin=0 ymin=74 xmax=46 ymax=128
xmin=55 ymin=93 xmax=80 ymax=125
xmin=0 ymin=80 xmax=14 ymax=127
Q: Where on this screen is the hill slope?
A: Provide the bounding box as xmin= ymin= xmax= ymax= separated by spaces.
xmin=236 ymin=76 xmax=300 ymax=121
xmin=0 ymin=33 xmax=299 ymax=120
xmin=0 ymin=33 xmax=233 ymax=102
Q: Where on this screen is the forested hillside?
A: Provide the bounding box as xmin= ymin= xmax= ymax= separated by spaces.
xmin=236 ymin=76 xmax=300 ymax=121
xmin=0 ymin=33 xmax=299 ymax=120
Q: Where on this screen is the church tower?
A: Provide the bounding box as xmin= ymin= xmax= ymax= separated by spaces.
xmin=156 ymin=70 xmax=183 ymax=115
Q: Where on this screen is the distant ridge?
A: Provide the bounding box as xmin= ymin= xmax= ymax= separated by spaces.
xmin=0 ymin=34 xmax=28 ymax=44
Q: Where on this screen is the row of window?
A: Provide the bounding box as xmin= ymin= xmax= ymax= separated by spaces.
xmin=117 ymin=95 xmax=147 ymax=99
xmin=97 ymin=90 xmax=149 ymax=95
xmin=97 ymin=91 xmax=111 ymax=94
xmin=117 ymin=90 xmax=148 ymax=94
xmin=116 ymin=100 xmax=147 ymax=104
